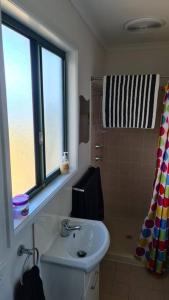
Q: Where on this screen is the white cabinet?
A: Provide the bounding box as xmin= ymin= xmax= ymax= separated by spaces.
xmin=41 ymin=261 xmax=99 ymax=300
xmin=84 ymin=267 xmax=99 ymax=300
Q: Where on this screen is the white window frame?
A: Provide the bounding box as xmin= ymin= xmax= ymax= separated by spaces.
xmin=0 ymin=1 xmax=79 ymax=246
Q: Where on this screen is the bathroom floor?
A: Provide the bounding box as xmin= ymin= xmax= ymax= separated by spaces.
xmin=100 ymin=259 xmax=169 ymax=300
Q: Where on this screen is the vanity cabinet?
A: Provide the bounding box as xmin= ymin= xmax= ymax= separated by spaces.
xmin=85 ymin=267 xmax=99 ymax=300
xmin=35 ymin=215 xmax=109 ymax=299
xmin=41 ymin=260 xmax=99 ymax=300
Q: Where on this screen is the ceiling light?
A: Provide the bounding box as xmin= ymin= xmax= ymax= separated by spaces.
xmin=124 ymin=17 xmax=166 ymax=32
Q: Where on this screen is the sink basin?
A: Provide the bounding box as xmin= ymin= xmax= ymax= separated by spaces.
xmin=41 ymin=217 xmax=110 ymax=272
xmin=68 ymin=223 xmax=105 ymax=258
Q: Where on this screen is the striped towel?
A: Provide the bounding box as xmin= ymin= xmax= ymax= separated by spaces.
xmin=102 ymin=74 xmax=160 ymax=129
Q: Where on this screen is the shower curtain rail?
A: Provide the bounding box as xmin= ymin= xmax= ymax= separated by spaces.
xmin=91 ymin=75 xmax=169 ymax=81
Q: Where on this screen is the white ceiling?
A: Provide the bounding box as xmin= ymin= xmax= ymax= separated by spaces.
xmin=70 ymin=0 xmax=169 ymax=49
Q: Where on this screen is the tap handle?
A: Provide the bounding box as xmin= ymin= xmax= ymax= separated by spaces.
xmin=95 ymin=156 xmax=103 ymax=161
xmin=95 ymin=144 xmax=104 ymax=149
xmin=61 ymin=219 xmax=69 ymax=226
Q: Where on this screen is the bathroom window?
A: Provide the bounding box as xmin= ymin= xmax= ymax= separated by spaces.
xmin=1 ymin=13 xmax=67 ymax=199
xmin=41 ymin=48 xmax=64 ymax=177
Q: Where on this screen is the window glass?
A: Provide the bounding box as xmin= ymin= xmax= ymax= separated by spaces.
xmin=2 ymin=25 xmax=36 ymax=196
xmin=1 ymin=14 xmax=66 ymax=203
xmin=41 ymin=47 xmax=64 ymax=176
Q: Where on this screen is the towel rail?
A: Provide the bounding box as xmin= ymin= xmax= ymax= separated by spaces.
xmin=17 ymin=245 xmax=39 ymax=284
xmin=17 ymin=245 xmax=39 ymax=261
xmin=73 ymin=187 xmax=85 ymax=192
xmin=91 ymin=75 xmax=169 ymax=81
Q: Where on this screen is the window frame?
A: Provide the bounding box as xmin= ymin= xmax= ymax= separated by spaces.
xmin=1 ymin=12 xmax=67 ymax=199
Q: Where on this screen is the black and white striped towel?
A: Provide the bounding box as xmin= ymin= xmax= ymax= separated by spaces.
xmin=102 ymin=74 xmax=160 ymax=129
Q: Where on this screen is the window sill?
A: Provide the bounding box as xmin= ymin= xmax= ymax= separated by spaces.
xmin=14 ymin=168 xmax=77 ymax=234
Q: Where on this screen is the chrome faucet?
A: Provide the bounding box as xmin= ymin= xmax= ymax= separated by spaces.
xmin=60 ymin=219 xmax=81 ymax=237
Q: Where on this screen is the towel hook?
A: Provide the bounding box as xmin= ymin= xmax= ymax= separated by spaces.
xmin=17 ymin=244 xmax=39 ymax=264
xmin=17 ymin=244 xmax=39 ymax=285
xmin=17 ymin=244 xmax=33 ymax=256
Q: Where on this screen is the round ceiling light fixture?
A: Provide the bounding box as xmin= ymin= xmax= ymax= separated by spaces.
xmin=124 ymin=17 xmax=166 ymax=32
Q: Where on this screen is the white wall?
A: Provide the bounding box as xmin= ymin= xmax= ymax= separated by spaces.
xmin=105 ymin=44 xmax=169 ymax=78
xmin=14 ymin=0 xmax=104 ymax=98
xmin=0 ymin=1 xmax=105 ymax=299
xmin=2 ymin=2 xmax=169 ymax=298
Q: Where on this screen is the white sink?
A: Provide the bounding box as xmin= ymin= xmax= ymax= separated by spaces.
xmin=41 ymin=217 xmax=110 ymax=272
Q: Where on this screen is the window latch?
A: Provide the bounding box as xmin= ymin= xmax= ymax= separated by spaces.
xmin=39 ymin=132 xmax=43 ymax=145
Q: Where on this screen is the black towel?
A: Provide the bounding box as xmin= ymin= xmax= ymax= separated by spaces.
xmin=14 ymin=266 xmax=46 ymax=300
xmin=71 ymin=167 xmax=104 ymax=220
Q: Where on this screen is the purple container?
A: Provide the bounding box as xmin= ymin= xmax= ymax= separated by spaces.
xmin=12 ymin=194 xmax=29 ymax=219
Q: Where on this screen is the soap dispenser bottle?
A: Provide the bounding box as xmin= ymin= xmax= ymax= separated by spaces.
xmin=60 ymin=152 xmax=69 ymax=174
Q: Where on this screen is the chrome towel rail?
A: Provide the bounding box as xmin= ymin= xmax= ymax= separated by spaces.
xmin=17 ymin=244 xmax=39 ymax=285
xmin=73 ymin=187 xmax=85 ymax=193
xmin=91 ymin=75 xmax=169 ymax=81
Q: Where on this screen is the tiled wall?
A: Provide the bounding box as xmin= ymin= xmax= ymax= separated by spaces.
xmin=91 ymin=81 xmax=164 ymax=224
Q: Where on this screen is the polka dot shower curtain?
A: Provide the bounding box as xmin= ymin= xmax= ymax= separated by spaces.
xmin=136 ymin=86 xmax=169 ymax=274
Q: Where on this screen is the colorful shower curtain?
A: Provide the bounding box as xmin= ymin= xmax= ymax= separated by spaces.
xmin=136 ymin=85 xmax=169 ymax=274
